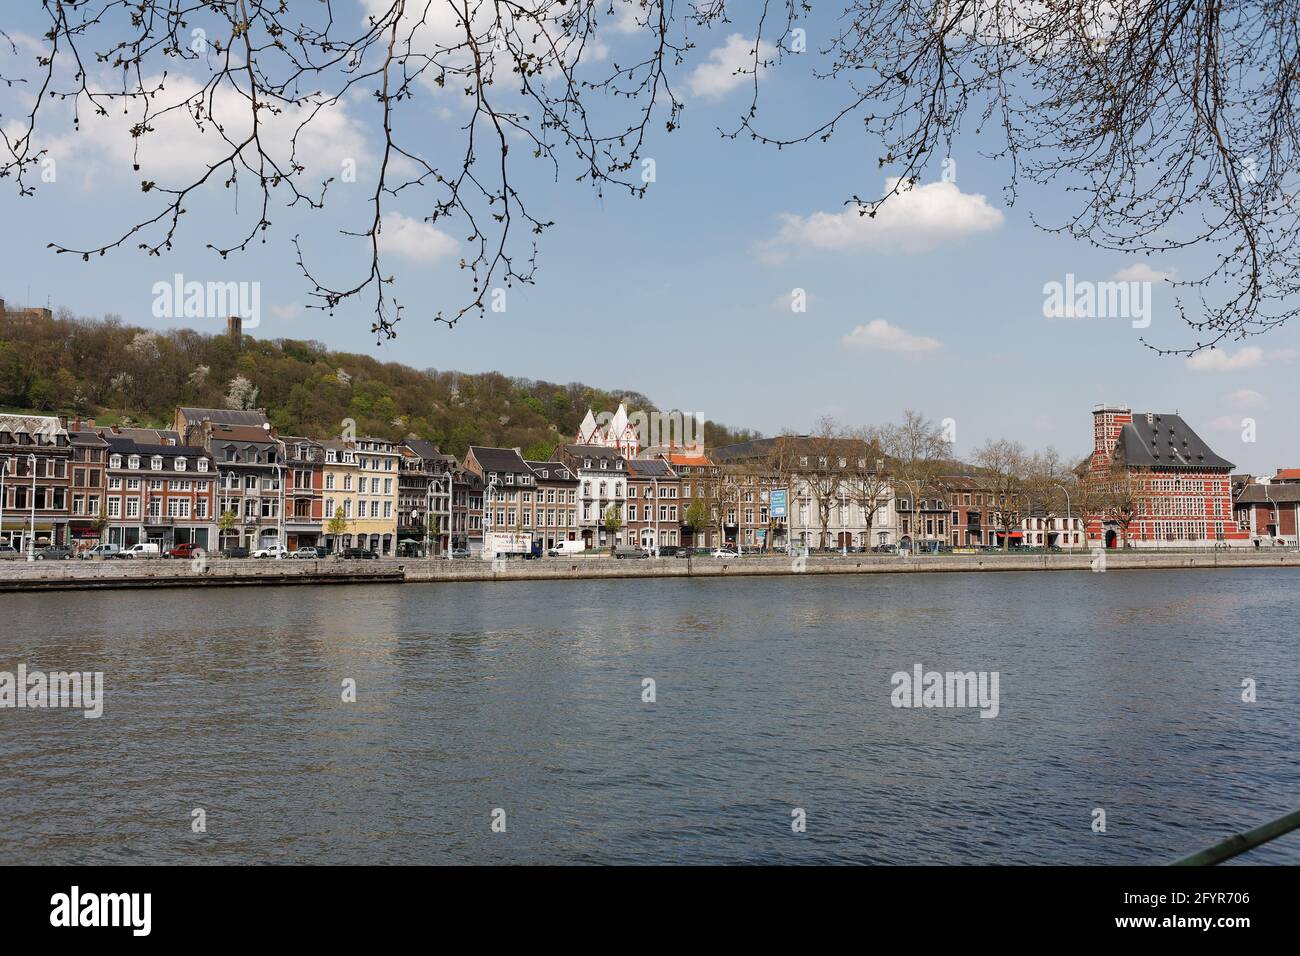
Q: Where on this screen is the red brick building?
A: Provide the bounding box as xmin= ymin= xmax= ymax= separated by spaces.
xmin=625 ymin=458 xmax=681 ymax=551
xmin=1087 ymin=404 xmax=1247 ymax=548
xmin=1233 ymin=472 xmax=1300 ymax=548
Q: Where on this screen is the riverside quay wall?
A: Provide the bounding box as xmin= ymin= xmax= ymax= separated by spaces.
xmin=2 ymin=550 xmax=1299 ymax=591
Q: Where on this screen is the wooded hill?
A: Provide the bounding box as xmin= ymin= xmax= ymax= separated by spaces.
xmin=0 ymin=309 xmax=758 ymax=459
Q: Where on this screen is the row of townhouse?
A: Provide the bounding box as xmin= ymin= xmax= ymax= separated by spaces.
xmin=1 ymin=401 xmax=1281 ymax=556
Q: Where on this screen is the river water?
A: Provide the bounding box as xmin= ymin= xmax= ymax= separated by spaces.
xmin=2 ymin=569 xmax=1297 ymax=864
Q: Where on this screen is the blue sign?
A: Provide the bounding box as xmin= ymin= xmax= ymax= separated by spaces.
xmin=770 ymin=489 xmax=787 ymax=518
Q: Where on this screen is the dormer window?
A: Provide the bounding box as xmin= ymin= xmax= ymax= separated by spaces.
xmin=175 ymin=457 xmax=187 ymax=471
xmin=128 ymin=455 xmax=140 ymax=469
xmin=110 ymin=454 xmax=122 ymax=469
xmin=584 ymin=459 xmax=592 ymax=469
xmin=197 ymin=459 xmax=209 ymax=472
xmin=151 ymin=456 xmax=163 ymax=470
xmin=600 ymin=460 xmax=608 ymax=469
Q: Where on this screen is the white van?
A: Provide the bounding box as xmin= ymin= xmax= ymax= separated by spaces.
xmin=120 ymin=542 xmax=161 ymax=559
xmin=547 ymin=539 xmax=586 ymax=557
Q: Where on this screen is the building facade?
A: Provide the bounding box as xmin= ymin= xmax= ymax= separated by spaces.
xmin=398 ymin=440 xmax=456 ymax=556
xmin=625 ymin=458 xmax=680 ymax=551
xmin=525 ymin=458 xmax=580 ymax=551
xmin=176 ymin=407 xmax=286 ymax=552
xmin=554 ymin=444 xmax=628 ymax=548
xmin=280 ymin=436 xmax=325 ymax=551
xmin=1087 ymin=404 xmax=1247 ymax=548
xmin=0 ymin=414 xmax=72 ymax=552
xmin=99 ymin=433 xmax=217 ymax=548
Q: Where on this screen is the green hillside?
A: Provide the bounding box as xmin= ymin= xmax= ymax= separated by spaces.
xmin=0 ymin=309 xmax=757 ymax=458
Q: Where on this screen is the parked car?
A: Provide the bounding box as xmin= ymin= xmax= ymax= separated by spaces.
xmin=447 ymin=548 xmax=470 ymax=559
xmin=711 ymin=548 xmax=740 ymax=558
xmin=163 ymin=542 xmax=202 ymax=559
xmin=0 ymin=544 xmax=23 ymax=560
xmin=291 ymin=546 xmax=327 ymax=559
xmin=871 ymin=544 xmax=898 ymax=553
xmin=81 ymin=543 xmax=123 ymax=560
xmin=34 ymin=545 xmax=73 ymax=560
xmin=251 ymin=544 xmax=291 ymax=559
xmin=613 ymin=545 xmax=649 ymax=559
xmin=335 ymin=547 xmax=378 ymax=560
xmin=221 ymin=546 xmax=251 ymax=559
xmin=655 ymin=545 xmax=683 ymax=557
xmin=120 ymin=542 xmax=161 ymax=558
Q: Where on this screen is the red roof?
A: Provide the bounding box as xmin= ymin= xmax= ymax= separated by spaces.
xmin=1274 ymin=468 xmax=1300 ymax=481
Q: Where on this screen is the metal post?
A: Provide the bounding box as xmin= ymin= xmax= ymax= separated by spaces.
xmin=0 ymin=458 xmax=6 ymax=552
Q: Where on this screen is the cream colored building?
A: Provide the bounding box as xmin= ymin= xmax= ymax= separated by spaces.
xmin=321 ymin=437 xmax=400 ymax=554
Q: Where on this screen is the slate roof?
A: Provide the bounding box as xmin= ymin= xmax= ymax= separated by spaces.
xmin=102 ymin=435 xmax=210 ymax=463
xmin=403 ymin=439 xmax=442 ymax=460
xmin=1236 ymin=484 xmax=1300 ymax=504
xmin=1115 ymin=413 xmax=1234 ymax=470
xmin=626 ymin=458 xmax=676 ymax=479
xmin=562 ymin=444 xmax=626 ymax=466
xmin=526 ymin=460 xmax=577 ymax=482
xmin=468 ymin=446 xmax=531 ymax=474
xmin=177 ymin=407 xmax=270 ymax=428
xmin=0 ymin=413 xmax=66 ymax=440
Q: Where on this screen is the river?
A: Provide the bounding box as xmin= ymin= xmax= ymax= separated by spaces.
xmin=2 ymin=569 xmax=1297 ymax=864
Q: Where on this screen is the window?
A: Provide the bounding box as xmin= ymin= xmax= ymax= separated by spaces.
xmin=109 ymin=454 xmax=122 ymax=469
xmin=126 ymin=497 xmax=140 ymax=519
xmin=108 ymin=496 xmax=122 ymax=518
xmin=175 ymin=457 xmax=186 ymax=471
xmin=151 ymin=456 xmax=163 ymax=470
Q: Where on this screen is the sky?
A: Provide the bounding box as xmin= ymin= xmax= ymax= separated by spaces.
xmin=2 ymin=2 xmax=1297 ymax=475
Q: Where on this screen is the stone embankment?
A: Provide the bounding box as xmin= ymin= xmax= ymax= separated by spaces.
xmin=1 ymin=549 xmax=1297 ymax=591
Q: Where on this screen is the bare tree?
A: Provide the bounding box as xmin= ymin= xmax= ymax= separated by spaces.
xmin=882 ymin=410 xmax=951 ymax=549
xmin=798 ymin=416 xmax=847 ymax=550
xmin=6 ymin=3 xmax=1298 ymax=348
xmin=972 ymin=438 xmax=1031 ymax=551
xmin=843 ymin=426 xmax=890 ymax=550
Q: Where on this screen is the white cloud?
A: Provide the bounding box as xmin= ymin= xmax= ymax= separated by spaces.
xmin=687 ymin=34 xmax=775 ymax=100
xmin=1226 ymin=388 xmax=1268 ymax=410
xmin=271 ymin=303 xmax=302 ymax=321
xmin=1185 ymin=346 xmax=1297 ymax=372
xmin=28 ymin=72 xmax=373 ymax=188
xmin=841 ymin=320 xmax=941 ymax=353
xmin=1113 ymin=262 xmax=1175 ymax=283
xmin=377 ymin=212 xmax=458 ymax=262
xmin=1208 ymin=414 xmax=1248 ymax=431
xmin=759 ymin=178 xmax=1003 ymax=261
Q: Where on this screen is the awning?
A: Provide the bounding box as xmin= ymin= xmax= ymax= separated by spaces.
xmin=0 ymin=519 xmax=60 ymax=531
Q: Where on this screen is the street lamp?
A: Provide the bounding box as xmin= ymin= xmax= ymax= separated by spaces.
xmin=27 ymin=452 xmax=37 ymax=561
xmin=1054 ymin=482 xmax=1072 ymax=551
xmin=0 ymin=457 xmax=7 ymax=552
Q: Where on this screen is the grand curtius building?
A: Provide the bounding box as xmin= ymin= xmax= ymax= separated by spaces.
xmin=1087 ymin=404 xmax=1247 ymax=548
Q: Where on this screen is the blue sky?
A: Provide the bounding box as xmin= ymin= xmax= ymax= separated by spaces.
xmin=2 ymin=2 xmax=1297 ymax=474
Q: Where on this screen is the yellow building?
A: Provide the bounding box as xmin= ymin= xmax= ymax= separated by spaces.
xmin=321 ymin=438 xmax=400 ymax=554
